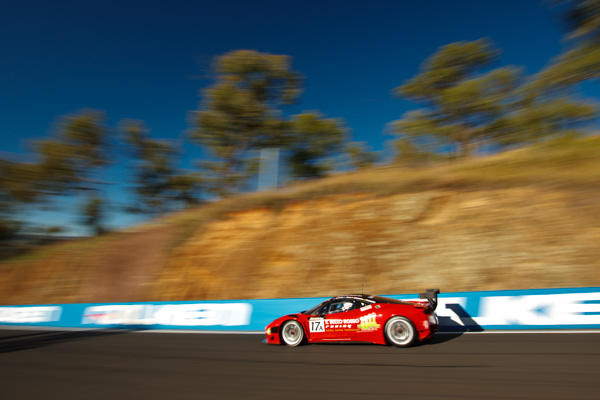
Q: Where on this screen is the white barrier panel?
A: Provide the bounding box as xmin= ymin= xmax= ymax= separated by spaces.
xmin=81 ymin=303 xmax=252 ymax=327
xmin=0 ymin=306 xmax=62 ymax=324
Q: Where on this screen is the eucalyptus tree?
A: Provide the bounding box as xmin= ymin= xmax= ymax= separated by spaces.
xmin=287 ymin=112 xmax=347 ymax=178
xmin=190 ymin=50 xmax=301 ymax=195
xmin=392 ymin=39 xmax=521 ymax=158
xmin=33 ymin=109 xmax=111 ymax=235
xmin=122 ymin=119 xmax=202 ymax=215
xmin=190 ymin=50 xmax=348 ymax=194
xmin=344 ymin=141 xmax=379 ymax=170
xmin=391 ymin=39 xmax=596 ymax=160
xmin=535 ymin=0 xmax=600 ymax=88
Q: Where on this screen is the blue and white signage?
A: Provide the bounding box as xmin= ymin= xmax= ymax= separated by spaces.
xmin=0 ymin=287 xmax=598 ymax=331
xmin=392 ymin=287 xmax=600 ymax=331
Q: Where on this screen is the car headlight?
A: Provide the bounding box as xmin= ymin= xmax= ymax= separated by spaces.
xmin=266 ymin=328 xmax=271 ymax=335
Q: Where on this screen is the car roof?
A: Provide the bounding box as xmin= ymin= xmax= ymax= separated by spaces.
xmin=329 ymin=295 xmax=376 ymax=303
xmin=330 ymin=294 xmax=415 ymax=306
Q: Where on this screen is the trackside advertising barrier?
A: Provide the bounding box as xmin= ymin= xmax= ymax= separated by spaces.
xmin=0 ymin=287 xmax=599 ymax=332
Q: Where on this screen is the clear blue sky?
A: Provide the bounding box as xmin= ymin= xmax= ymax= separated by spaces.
xmin=0 ymin=0 xmax=595 ymax=234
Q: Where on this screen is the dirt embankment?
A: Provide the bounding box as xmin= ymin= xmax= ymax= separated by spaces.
xmin=1 ymin=187 xmax=598 ymax=305
xmin=153 ymin=187 xmax=600 ymax=300
xmin=0 ymin=226 xmax=174 ymax=305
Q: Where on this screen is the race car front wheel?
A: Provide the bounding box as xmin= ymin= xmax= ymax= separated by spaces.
xmin=281 ymin=320 xmax=305 ymax=347
xmin=384 ymin=316 xmax=416 ymax=347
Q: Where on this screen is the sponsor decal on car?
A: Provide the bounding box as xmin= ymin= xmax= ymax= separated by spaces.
xmin=325 ymin=318 xmax=360 ymax=325
xmin=325 ymin=318 xmax=361 ymax=331
xmin=358 ymin=313 xmax=380 ymax=331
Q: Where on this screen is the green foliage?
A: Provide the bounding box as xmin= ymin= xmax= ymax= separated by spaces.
xmin=393 ymin=136 xmax=445 ymax=165
xmin=392 ymin=38 xmax=597 ymax=160
xmin=534 ymin=1 xmax=600 ymax=88
xmin=0 ymin=109 xmax=111 ymax=238
xmin=287 ymin=112 xmax=347 ymax=178
xmin=345 ymin=141 xmax=379 ymax=170
xmin=389 ymin=109 xmax=451 ymax=160
xmin=34 ymin=139 xmax=79 ymax=194
xmin=491 ymin=96 xmax=597 ymax=145
xmin=81 ymin=196 xmax=106 ymax=236
xmin=397 ymin=39 xmax=499 ymax=101
xmin=46 ymin=226 xmax=64 ymax=235
xmin=190 ymin=50 xmax=348 ymax=192
xmin=216 ymin=49 xmax=303 ymax=106
xmin=34 ymin=109 xmax=110 ymax=194
xmin=61 ymin=109 xmax=109 ymax=169
xmin=0 ymin=159 xmax=41 ymax=204
xmin=34 ymin=110 xmax=112 ymax=235
xmin=0 ymin=158 xmax=44 ymax=240
xmin=0 ymin=218 xmax=20 ymax=241
xmin=168 ymin=173 xmax=203 ymax=208
xmin=392 ymin=39 xmax=521 ymax=158
xmin=190 ymin=50 xmax=303 ymax=196
xmin=558 ymin=0 xmax=600 ymax=44
xmin=533 ymin=45 xmax=600 ymax=88
xmin=122 ymin=119 xmax=203 ymax=214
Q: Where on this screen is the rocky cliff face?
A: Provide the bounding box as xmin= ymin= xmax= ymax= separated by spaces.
xmin=153 ymin=188 xmax=600 ymax=300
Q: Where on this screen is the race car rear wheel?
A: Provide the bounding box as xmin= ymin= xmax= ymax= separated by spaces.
xmin=384 ymin=316 xmax=416 ymax=347
xmin=281 ymin=320 xmax=305 ymax=347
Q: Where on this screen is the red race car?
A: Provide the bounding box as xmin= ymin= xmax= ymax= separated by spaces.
xmin=265 ymin=289 xmax=440 ymax=347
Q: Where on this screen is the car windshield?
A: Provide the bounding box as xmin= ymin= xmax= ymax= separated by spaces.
xmin=302 ymin=301 xmax=327 ymax=315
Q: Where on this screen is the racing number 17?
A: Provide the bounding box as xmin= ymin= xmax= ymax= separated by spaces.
xmin=309 ymin=319 xmax=325 ymax=332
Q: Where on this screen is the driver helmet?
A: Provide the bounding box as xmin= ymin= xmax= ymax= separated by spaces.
xmin=341 ymin=302 xmax=353 ymax=312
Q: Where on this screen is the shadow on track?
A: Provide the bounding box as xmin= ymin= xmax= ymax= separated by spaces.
xmin=0 ymin=330 xmax=128 ymax=354
xmin=424 ymin=302 xmax=485 ymax=345
xmin=425 ymin=332 xmax=464 ymax=345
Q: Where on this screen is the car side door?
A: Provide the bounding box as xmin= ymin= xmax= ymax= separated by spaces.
xmin=314 ymin=299 xmax=366 ymax=342
xmin=324 ymin=306 xmax=362 ymax=341
xmin=353 ymin=303 xmax=383 ymax=341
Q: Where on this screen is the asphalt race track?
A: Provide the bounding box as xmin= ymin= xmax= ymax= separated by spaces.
xmin=0 ymin=329 xmax=598 ymax=399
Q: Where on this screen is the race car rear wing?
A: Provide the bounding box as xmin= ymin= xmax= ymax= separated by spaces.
xmin=419 ymin=288 xmax=440 ymax=311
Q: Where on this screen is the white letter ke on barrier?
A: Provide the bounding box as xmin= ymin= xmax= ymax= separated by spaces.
xmin=435 ymin=297 xmax=468 ymax=326
xmin=475 ymin=293 xmax=600 ymax=326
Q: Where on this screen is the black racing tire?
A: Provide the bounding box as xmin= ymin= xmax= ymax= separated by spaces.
xmin=280 ymin=320 xmax=305 ymax=347
xmin=384 ymin=316 xmax=417 ymax=347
